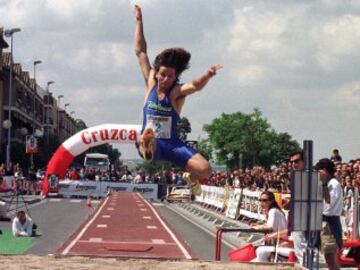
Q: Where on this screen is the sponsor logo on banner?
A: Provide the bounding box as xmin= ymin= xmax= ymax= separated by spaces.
xmin=59 ymin=183 xmax=71 ymax=189
xmin=106 ymin=186 xmax=127 ymax=191
xmin=81 ymin=128 xmax=138 ymax=145
xmin=58 ymin=180 xmax=158 ymax=200
xmin=133 ymin=187 xmax=154 ymax=194
xmin=75 ymin=184 xmax=97 ymax=191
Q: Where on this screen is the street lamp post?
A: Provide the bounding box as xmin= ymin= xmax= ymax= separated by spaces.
xmin=31 ymin=60 xmax=42 ymax=168
xmin=57 ymin=95 xmax=64 ymax=107
xmin=4 ymin=28 xmax=21 ymax=166
xmin=57 ymin=95 xmax=64 ymax=139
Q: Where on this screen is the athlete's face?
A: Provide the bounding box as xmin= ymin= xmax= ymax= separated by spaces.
xmin=156 ymin=66 xmax=176 ymax=90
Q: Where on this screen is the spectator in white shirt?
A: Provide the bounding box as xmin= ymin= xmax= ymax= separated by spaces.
xmin=12 ymin=210 xmax=33 ymax=237
xmin=315 ymin=158 xmax=343 ymax=270
xmin=251 ymin=191 xmax=288 ymax=262
xmin=133 ymin=171 xmax=144 ymax=184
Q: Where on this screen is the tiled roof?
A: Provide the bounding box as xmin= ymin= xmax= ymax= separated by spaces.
xmin=21 ymin=71 xmax=30 ymax=85
xmin=1 ymin=52 xmax=37 ymax=91
xmin=13 ymin=63 xmax=22 ymax=75
xmin=29 ymin=78 xmax=36 ymax=91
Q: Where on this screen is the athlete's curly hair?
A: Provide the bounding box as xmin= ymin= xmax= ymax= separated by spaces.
xmin=153 ymin=48 xmax=191 ymax=83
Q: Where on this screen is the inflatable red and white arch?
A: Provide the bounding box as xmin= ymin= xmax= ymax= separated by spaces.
xmin=42 ymin=124 xmax=141 ymax=196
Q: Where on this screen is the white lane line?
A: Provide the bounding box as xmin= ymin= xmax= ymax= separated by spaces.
xmin=146 ymin=225 xmax=157 ymax=229
xmin=142 ymin=196 xmax=192 ymax=259
xmin=166 ymin=205 xmax=237 ymax=250
xmin=152 ymin=239 xmax=165 ymax=244
xmin=97 ymin=224 xmax=108 ymax=228
xmin=61 ymin=196 xmax=110 ymax=255
xmin=49 ymin=198 xmax=62 ymax=202
xmin=142 ymin=216 xmax=151 ymax=219
xmin=70 ymin=199 xmax=82 ymax=203
xmin=89 ymin=238 xmax=103 ymax=242
xmin=107 ymin=207 xmax=114 ymax=211
xmin=77 ymin=239 xmax=176 ymax=246
xmin=102 ymin=215 xmax=111 ymax=218
xmin=140 ymin=208 xmax=147 ymax=211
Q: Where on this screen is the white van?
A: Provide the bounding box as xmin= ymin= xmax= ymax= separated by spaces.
xmin=84 ymin=153 xmax=110 ymax=171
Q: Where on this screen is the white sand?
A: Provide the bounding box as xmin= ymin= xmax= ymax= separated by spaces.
xmin=0 ymin=255 xmax=297 ymax=270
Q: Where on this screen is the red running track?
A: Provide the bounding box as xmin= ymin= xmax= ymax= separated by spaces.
xmin=57 ymin=191 xmax=196 ymax=260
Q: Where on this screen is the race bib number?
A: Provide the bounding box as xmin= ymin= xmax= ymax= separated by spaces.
xmin=146 ymin=115 xmax=172 ymax=139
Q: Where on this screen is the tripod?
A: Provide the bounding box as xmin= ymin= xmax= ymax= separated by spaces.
xmin=5 ymin=177 xmax=32 ymax=217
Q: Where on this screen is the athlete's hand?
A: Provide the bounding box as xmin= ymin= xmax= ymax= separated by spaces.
xmin=134 ymin=5 xmax=142 ymax=21
xmin=208 ymin=64 xmax=223 ymax=77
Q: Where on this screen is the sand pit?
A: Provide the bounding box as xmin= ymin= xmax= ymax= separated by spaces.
xmin=0 ymin=255 xmax=297 ymax=270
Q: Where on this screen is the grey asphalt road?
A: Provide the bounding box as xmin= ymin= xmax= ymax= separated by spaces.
xmin=154 ymin=202 xmax=234 ymax=262
xmin=0 ymin=197 xmax=96 ymax=255
xmin=1 ymin=196 xmax=238 ymax=261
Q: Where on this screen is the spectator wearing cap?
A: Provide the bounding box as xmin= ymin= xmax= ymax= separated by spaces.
xmin=315 ymin=158 xmax=343 ymax=270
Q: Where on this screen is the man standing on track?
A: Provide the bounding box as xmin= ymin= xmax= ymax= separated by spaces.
xmin=133 ymin=5 xmax=222 ymax=196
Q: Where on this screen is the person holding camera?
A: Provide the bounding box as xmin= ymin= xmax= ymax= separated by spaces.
xmin=315 ymin=158 xmax=343 ymax=270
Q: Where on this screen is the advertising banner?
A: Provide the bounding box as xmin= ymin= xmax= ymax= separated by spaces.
xmin=58 ymin=180 xmax=158 ymax=200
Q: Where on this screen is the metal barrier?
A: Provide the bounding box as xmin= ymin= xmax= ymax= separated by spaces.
xmin=215 ymin=227 xmax=267 ymax=261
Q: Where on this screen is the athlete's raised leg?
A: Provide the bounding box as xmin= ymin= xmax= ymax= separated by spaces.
xmin=183 ymin=153 xmax=211 ymax=196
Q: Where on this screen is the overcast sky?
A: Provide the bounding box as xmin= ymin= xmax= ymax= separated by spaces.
xmin=1 ymin=0 xmax=360 ymax=162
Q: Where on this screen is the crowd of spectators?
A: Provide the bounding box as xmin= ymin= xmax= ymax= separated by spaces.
xmin=64 ymin=166 xmax=187 ymax=185
xmin=0 ymin=162 xmax=43 ymax=195
xmin=1 ymin=149 xmax=359 ymax=198
xmin=205 ymin=151 xmax=360 ymax=197
xmin=57 ymin=149 xmax=360 ymax=200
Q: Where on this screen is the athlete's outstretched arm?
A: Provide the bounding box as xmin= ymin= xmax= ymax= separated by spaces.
xmin=179 ymin=64 xmax=223 ymax=97
xmin=134 ymin=5 xmax=152 ymax=86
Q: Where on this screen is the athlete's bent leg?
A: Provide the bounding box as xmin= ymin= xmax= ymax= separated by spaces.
xmin=185 ymin=153 xmax=211 ymax=178
xmin=138 ymin=128 xmax=156 ymax=162
xmin=183 ymin=154 xmax=211 ymax=196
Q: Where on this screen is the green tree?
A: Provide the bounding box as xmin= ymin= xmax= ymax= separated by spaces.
xmin=75 ymin=119 xmax=87 ymax=131
xmin=203 ymin=108 xmax=300 ymax=169
xmin=139 ymin=160 xmax=173 ymax=175
xmin=269 ymin=132 xmax=301 ymax=166
xmin=177 ymin=117 xmax=191 ymax=142
xmin=85 ymin=143 xmax=121 ymax=166
xmin=196 ymin=138 xmax=213 ymax=161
